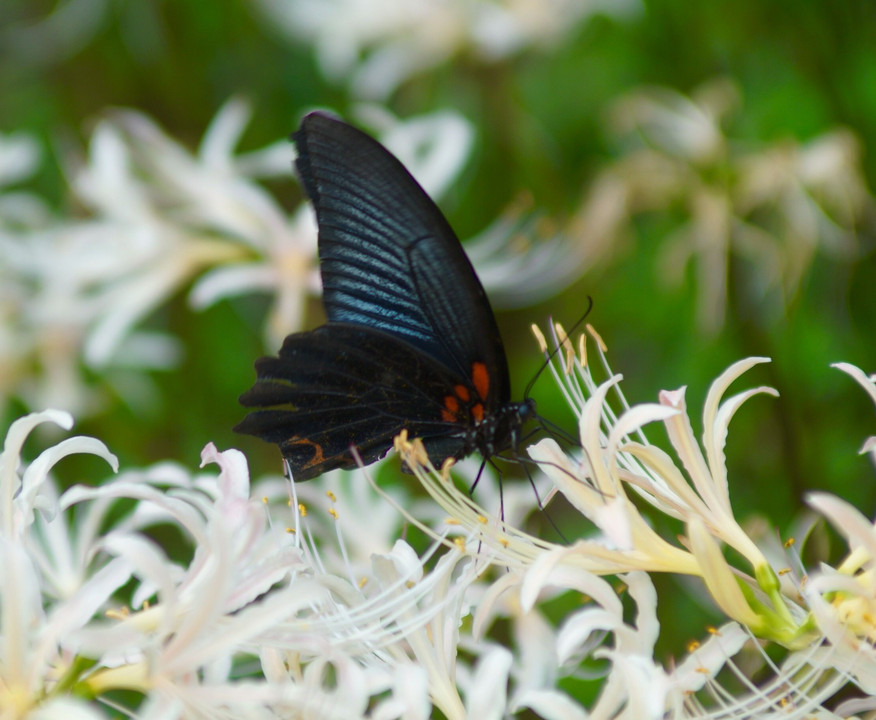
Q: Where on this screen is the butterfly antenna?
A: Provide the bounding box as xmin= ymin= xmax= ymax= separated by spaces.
xmin=531 ymin=414 xmax=577 ymax=447
xmin=523 ymin=296 xmax=594 ymax=401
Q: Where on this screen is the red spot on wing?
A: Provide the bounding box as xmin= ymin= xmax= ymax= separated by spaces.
xmin=442 ymin=395 xmax=460 ymax=423
xmin=471 ymin=362 xmax=489 ymax=401
xmin=471 ymin=403 xmax=484 ymax=422
xmin=454 ymin=384 xmax=470 ymax=402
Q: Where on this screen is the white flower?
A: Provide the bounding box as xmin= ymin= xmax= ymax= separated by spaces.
xmin=0 ymin=410 xmax=119 ymax=718
xmin=396 ymin=325 xmax=814 ymax=640
xmin=8 ymin=350 xmax=876 ymax=715
xmin=70 ymin=99 xmax=296 ymax=356
xmin=1 ymin=409 xmax=509 ymax=717
xmin=189 ymin=104 xmax=476 ymax=349
xmin=253 ymin=0 xmax=641 ymax=99
xmin=0 ymin=130 xmax=41 ymax=189
xmin=595 ymin=78 xmax=875 ymax=333
xmin=799 ymin=363 xmax=876 ymax=696
xmin=396 ymin=327 xmax=876 ymax=716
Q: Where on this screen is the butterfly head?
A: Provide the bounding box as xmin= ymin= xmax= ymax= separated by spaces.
xmin=471 ymin=397 xmax=537 ymax=460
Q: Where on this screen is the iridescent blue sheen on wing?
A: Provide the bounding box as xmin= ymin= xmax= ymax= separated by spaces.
xmin=294 ymin=113 xmax=510 ymax=402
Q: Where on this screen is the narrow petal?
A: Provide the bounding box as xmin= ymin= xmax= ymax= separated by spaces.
xmin=708 ymin=384 xmax=778 ymax=512
xmin=514 ymin=689 xmax=589 ymax=720
xmin=687 ymin=518 xmax=762 ymax=628
xmin=807 ymin=492 xmax=876 ymax=565
xmin=20 ymin=436 xmax=118 ymax=519
xmin=199 ymin=97 xmax=250 ymax=169
xmin=464 ymin=646 xmax=512 ymax=720
xmin=833 ymin=362 xmax=876 ymax=405
xmin=659 ymin=387 xmax=718 ymax=509
xmin=670 ymin=622 xmax=749 ymax=693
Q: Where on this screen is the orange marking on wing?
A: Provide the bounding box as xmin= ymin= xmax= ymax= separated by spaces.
xmin=471 ymin=362 xmax=489 ymax=400
xmin=454 ymin=384 xmax=470 ymax=402
xmin=471 ymin=403 xmax=484 ymax=422
xmin=290 ymin=436 xmax=326 ymax=469
xmin=442 ymin=395 xmax=460 ymax=423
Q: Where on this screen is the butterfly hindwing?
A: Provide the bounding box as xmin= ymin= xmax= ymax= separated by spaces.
xmin=236 ymin=323 xmax=473 ymax=480
xmin=294 ymin=113 xmax=511 ymax=405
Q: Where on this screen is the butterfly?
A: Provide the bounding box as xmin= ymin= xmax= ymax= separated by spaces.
xmin=235 ymin=112 xmax=535 ymax=480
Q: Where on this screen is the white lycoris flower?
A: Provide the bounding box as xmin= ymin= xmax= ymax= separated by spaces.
xmin=385 ymin=439 xmax=683 ymax=718
xmin=1 ymin=102 xmax=479 ymax=416
xmin=253 ymin=0 xmax=641 ymax=99
xmin=3 ymin=99 xmax=573 ymax=422
xmin=70 ymin=98 xmax=300 ymax=357
xmin=392 ymin=326 xmax=876 ymax=716
xmin=593 ymin=78 xmax=875 ymax=333
xmin=0 ymin=102 xmax=261 ymax=416
xmin=0 ymin=130 xmax=42 ymax=190
xmin=734 ymin=128 xmax=865 ymax=299
xmin=0 ymin=410 xmax=120 ymax=718
xmin=3 ymin=409 xmax=509 ymax=717
xmin=188 ymin=102 xmax=478 ymax=349
xmin=800 ymin=363 xmax=876 ymax=704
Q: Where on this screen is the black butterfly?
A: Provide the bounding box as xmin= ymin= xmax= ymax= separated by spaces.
xmin=235 ymin=112 xmax=535 ymax=480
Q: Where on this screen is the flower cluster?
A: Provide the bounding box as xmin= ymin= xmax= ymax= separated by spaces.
xmin=393 ymin=325 xmax=876 ymax=717
xmin=1 ymin=104 xmax=526 ymax=418
xmin=253 ymin=0 xmax=642 ymax=99
xmin=5 ymin=331 xmax=875 ymax=717
xmin=571 ymin=78 xmax=874 ymax=332
xmin=1 ymin=410 xmax=481 ymax=718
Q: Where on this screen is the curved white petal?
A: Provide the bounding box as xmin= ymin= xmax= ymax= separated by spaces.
xmin=513 ymin=688 xmax=588 ymax=720
xmin=833 ymin=362 xmax=876 ymax=405
xmin=464 ymin=645 xmax=512 ymax=720
xmin=807 ymin=492 xmax=876 ymax=562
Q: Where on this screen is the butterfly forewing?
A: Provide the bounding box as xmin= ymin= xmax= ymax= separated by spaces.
xmin=295 ymin=113 xmax=511 ymax=403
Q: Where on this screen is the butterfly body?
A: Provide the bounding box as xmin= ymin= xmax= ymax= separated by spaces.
xmin=236 ymin=112 xmax=534 ymax=480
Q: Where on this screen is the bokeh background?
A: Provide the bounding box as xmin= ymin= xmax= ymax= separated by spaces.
xmin=2 ymin=0 xmax=875 ymax=661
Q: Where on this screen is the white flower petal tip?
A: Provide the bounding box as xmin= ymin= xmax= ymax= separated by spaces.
xmin=3 ymin=410 xmax=119 ymax=482
xmin=200 ymin=443 xmax=252 ymax=499
xmin=833 ymin=361 xmax=876 ymax=404
xmin=4 ymin=409 xmax=74 ymax=448
xmin=658 ymin=386 xmax=687 ymax=407
xmin=527 ymin=437 xmax=565 ymax=466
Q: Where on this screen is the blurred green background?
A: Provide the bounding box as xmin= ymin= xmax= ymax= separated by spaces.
xmin=2 ymin=0 xmax=875 ymax=658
